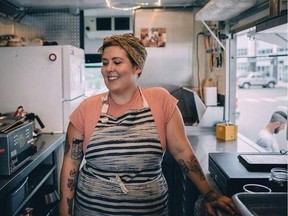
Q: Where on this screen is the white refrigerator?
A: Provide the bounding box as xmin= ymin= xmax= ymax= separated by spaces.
xmin=0 ymin=45 xmax=85 ymax=133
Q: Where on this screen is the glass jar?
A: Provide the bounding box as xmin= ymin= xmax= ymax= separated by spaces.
xmin=269 ymin=168 xmax=288 ymax=187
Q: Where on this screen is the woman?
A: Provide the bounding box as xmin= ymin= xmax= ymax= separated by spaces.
xmin=59 ymin=34 xmax=236 ymax=216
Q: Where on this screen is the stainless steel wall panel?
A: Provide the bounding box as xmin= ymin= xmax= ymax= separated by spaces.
xmin=14 ymin=10 xmax=80 ymax=47
xmin=135 ymin=9 xmax=194 ymax=92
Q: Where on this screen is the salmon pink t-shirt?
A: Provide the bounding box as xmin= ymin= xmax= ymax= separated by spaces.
xmin=69 ymin=87 xmax=178 ymax=152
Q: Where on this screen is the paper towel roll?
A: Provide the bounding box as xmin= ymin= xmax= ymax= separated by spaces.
xmin=204 ymin=87 xmax=217 ymax=106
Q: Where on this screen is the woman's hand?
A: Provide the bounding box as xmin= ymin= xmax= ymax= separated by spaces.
xmin=204 ymin=189 xmax=238 ymax=216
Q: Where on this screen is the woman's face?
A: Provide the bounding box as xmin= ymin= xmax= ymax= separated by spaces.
xmin=101 ymin=46 xmax=141 ymax=93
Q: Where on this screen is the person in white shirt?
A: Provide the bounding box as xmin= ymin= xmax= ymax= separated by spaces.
xmin=256 ymin=111 xmax=287 ymax=152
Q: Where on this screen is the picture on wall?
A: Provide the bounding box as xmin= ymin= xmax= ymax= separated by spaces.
xmin=140 ymin=27 xmax=166 ymax=47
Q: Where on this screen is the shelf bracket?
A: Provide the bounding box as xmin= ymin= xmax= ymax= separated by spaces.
xmin=200 ymin=19 xmax=226 ymax=51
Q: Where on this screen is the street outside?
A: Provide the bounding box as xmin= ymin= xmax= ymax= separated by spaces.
xmin=236 ymin=85 xmax=288 ymax=151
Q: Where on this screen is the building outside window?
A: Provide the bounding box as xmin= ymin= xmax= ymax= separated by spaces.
xmin=236 ymin=28 xmax=288 ymax=152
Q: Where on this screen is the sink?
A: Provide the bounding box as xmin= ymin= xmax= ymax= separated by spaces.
xmin=232 ymin=192 xmax=287 ymax=216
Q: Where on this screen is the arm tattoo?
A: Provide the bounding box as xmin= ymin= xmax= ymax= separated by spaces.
xmin=64 ymin=138 xmax=70 ymax=155
xmin=67 ymin=197 xmax=74 ymax=215
xmin=178 ymin=159 xmax=189 ymax=173
xmin=177 ymin=155 xmax=206 ymax=180
xmin=71 ymin=138 xmax=84 ymax=160
xmin=203 ymin=189 xmax=221 ymax=202
xmin=67 ymin=168 xmax=79 ymax=191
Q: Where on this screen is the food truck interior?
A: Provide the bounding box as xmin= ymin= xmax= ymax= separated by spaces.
xmin=0 ymin=0 xmax=287 ymax=215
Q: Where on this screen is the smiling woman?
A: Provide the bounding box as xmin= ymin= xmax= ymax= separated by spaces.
xmin=59 ymin=33 xmax=237 ymax=216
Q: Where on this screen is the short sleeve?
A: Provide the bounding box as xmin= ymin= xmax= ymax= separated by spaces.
xmin=69 ymin=94 xmax=104 ymax=151
xmin=69 ymin=99 xmax=87 ymax=135
xmin=143 ymin=87 xmax=178 ymax=149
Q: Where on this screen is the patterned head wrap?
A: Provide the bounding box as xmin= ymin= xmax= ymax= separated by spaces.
xmin=98 ymin=33 xmax=147 ymax=70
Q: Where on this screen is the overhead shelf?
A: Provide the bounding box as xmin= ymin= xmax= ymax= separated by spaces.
xmin=195 ymin=0 xmax=261 ymax=51
xmin=195 ymin=0 xmax=259 ymax=21
xmin=196 ymin=0 xmax=287 ymax=48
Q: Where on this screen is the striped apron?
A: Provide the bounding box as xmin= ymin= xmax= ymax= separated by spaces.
xmin=74 ymin=90 xmax=169 ymax=216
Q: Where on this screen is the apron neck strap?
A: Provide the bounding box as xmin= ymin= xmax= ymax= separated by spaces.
xmin=101 ymin=93 xmax=109 ymax=114
xmin=101 ymin=87 xmax=148 ymax=114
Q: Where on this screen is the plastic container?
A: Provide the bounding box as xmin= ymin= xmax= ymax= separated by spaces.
xmin=7 ymin=177 xmax=29 ymax=215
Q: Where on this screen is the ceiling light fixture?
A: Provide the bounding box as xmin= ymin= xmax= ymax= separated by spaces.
xmin=106 ymin=0 xmax=161 ymax=11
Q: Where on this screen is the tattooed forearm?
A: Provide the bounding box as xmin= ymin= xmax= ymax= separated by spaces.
xmin=177 ymin=155 xmax=206 ymax=180
xmin=178 ymin=159 xmax=189 ymax=173
xmin=187 ymin=155 xmax=206 ymax=180
xmin=64 ymin=138 xmax=70 ymax=155
xmin=67 ymin=197 xmax=74 ymax=215
xmin=67 ymin=168 xmax=79 ymax=191
xmin=71 ymin=138 xmax=84 ymax=160
xmin=203 ymin=189 xmax=221 ymax=202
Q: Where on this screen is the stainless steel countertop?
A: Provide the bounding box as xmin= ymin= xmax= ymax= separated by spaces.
xmin=185 ymin=126 xmax=264 ymax=173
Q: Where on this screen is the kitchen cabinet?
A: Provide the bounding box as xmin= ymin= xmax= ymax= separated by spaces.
xmin=0 ymin=134 xmax=65 ymax=216
xmin=208 ymin=152 xmax=287 ymax=196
